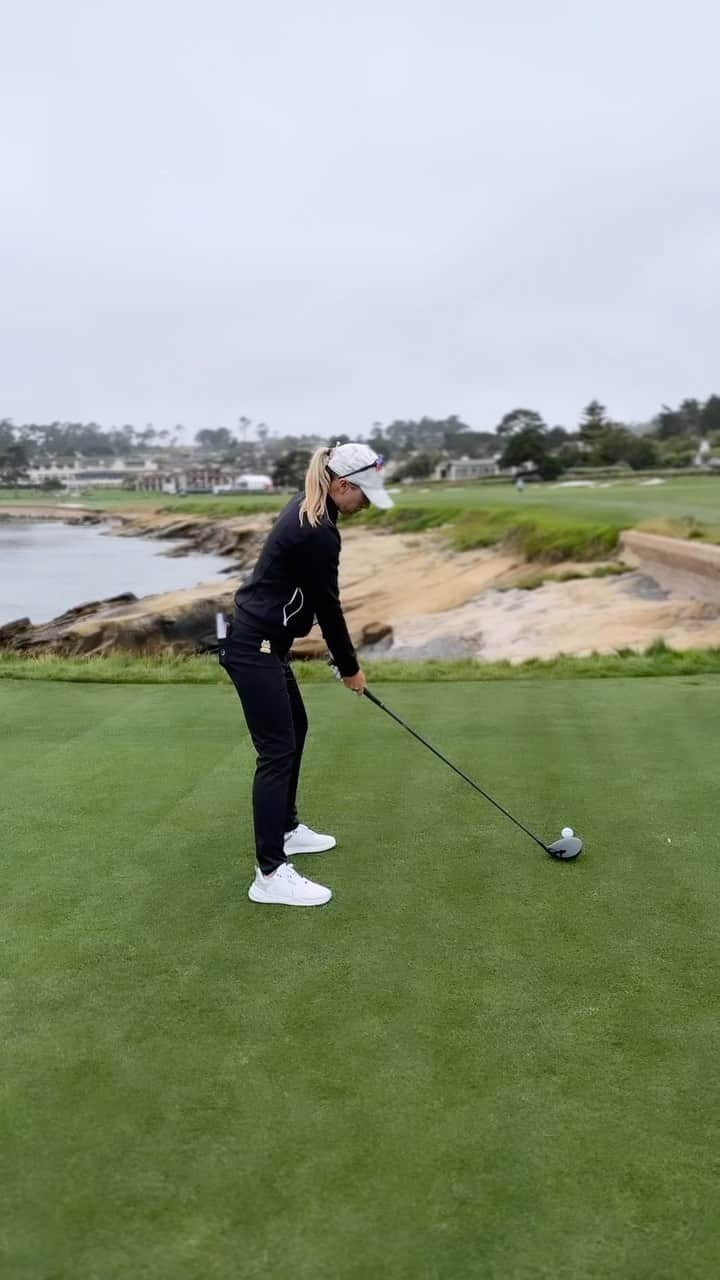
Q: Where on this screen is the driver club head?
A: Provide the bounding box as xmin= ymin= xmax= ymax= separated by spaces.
xmin=546 ymin=836 xmax=584 ymax=861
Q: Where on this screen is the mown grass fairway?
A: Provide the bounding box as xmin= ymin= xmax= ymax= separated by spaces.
xmin=365 ymin=476 xmax=720 ymax=556
xmin=3 ymin=674 xmax=719 ymax=1278
xmin=4 ymin=474 xmax=719 ymax=528
xmin=396 ymin=474 xmax=720 ymax=527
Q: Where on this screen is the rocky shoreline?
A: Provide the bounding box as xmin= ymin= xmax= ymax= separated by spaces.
xmin=0 ymin=504 xmax=406 ymax=657
xmin=0 ymin=505 xmax=270 ymax=655
xmin=0 ymin=503 xmax=519 ymax=657
xmin=108 ymin=509 xmax=270 ymax=568
xmin=2 ymin=505 xmax=720 ymax=662
xmin=0 ymin=502 xmax=271 ymax=565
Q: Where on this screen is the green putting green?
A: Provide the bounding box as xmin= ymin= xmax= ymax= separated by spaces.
xmin=3 ymin=675 xmax=719 ymax=1279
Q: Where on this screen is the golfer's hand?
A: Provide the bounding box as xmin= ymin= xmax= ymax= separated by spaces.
xmin=343 ymin=670 xmax=366 ymax=696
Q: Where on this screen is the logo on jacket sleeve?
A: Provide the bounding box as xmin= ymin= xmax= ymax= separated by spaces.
xmin=260 ymin=639 xmax=272 ymax=654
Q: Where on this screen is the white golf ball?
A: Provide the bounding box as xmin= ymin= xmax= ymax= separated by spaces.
xmin=561 ymin=827 xmax=574 ymax=839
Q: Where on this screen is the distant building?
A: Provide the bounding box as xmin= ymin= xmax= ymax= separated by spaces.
xmin=211 ymin=474 xmax=273 ymax=494
xmin=21 ymin=455 xmax=274 ymax=494
xmin=433 ymin=455 xmax=502 ymax=482
xmin=24 ymin=456 xmax=160 ymax=490
xmin=134 ymin=467 xmax=274 ymax=494
xmin=693 ymin=439 xmax=720 ymax=468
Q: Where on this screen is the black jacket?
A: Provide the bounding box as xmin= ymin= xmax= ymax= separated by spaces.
xmin=233 ymin=495 xmax=359 ymax=677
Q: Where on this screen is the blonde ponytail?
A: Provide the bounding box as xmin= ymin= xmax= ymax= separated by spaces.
xmin=299 ymin=447 xmax=333 ymax=527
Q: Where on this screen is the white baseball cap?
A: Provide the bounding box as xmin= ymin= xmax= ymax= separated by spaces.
xmin=328 ymin=442 xmax=394 ymax=509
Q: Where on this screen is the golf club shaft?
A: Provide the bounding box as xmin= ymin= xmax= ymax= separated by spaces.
xmin=363 ymin=687 xmax=549 ymax=852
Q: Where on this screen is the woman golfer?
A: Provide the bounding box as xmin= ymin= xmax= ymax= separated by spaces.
xmin=219 ymin=442 xmax=393 ymax=908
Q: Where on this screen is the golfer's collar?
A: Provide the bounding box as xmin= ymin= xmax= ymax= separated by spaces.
xmin=326 ymin=497 xmax=339 ymax=524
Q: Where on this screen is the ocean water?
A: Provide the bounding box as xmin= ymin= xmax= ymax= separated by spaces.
xmin=0 ymin=519 xmax=231 ymax=625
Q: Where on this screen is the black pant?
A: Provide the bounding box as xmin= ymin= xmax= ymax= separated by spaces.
xmin=219 ymin=625 xmax=308 ymax=875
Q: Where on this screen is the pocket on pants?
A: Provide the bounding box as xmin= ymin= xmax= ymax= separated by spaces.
xmin=220 ymin=627 xmax=284 ymax=673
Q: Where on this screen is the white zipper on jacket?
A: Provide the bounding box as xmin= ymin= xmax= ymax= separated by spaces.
xmin=282 ymin=587 xmax=304 ymax=627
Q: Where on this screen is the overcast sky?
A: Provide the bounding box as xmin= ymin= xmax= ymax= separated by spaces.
xmin=2 ymin=1 xmax=719 ymax=439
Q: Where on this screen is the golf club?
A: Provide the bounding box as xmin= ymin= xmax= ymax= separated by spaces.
xmin=362 ymin=685 xmax=583 ymax=861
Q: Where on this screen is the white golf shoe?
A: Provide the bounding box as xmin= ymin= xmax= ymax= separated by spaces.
xmin=248 ymin=862 xmax=332 ymax=907
xmin=284 ymin=822 xmax=337 ymax=856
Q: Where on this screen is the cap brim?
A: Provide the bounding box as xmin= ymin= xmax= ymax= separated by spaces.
xmin=362 ymin=485 xmax=394 ymax=509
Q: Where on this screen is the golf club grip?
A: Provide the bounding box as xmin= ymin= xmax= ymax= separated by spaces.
xmin=362 ymin=687 xmax=547 ymax=851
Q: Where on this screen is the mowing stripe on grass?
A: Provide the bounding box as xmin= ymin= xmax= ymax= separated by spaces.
xmin=2 ymin=677 xmax=720 ymax=1279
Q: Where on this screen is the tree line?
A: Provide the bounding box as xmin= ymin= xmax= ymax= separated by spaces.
xmin=1 ymin=394 xmax=719 ymax=487
xmin=361 ymin=397 xmax=720 ymax=484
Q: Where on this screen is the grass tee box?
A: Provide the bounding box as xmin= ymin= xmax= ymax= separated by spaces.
xmin=3 ymin=674 xmax=720 ymax=1279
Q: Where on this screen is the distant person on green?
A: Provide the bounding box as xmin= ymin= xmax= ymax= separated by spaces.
xmin=219 ymin=443 xmax=394 ymax=908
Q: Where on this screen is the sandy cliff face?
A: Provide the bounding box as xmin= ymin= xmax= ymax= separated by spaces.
xmin=379 ymin=574 xmax=720 ymax=663
xmin=292 ymin=527 xmax=720 ymax=662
